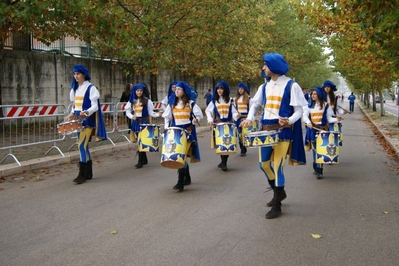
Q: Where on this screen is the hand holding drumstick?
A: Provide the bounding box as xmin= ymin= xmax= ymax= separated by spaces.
xmin=265 ymin=108 xmax=290 ymax=127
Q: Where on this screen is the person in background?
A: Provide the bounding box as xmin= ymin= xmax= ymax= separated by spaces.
xmin=65 ymin=64 xmax=107 ymax=184
xmin=162 ymin=81 xmax=203 ymax=191
xmin=322 ymin=80 xmax=348 ymax=117
xmin=120 ymin=83 xmax=132 ymax=126
xmin=124 ymin=83 xmax=159 ymax=169
xmin=348 ymin=92 xmax=356 ymax=113
xmin=240 ymin=53 xmax=307 ymax=219
xmin=303 ymin=87 xmax=341 ymax=179
xmin=302 ymin=87 xmax=310 ymax=103
xmin=234 ymin=82 xmax=251 ymax=156
xmin=204 ymin=89 xmax=212 ymax=106
xmin=160 ymin=82 xmax=177 ymax=112
xmin=205 ymin=81 xmax=239 ymax=171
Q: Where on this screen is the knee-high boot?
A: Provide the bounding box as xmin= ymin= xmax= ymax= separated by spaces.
xmin=73 ymin=162 xmax=87 ymax=184
xmin=266 ymin=180 xmax=287 ymax=207
xmin=86 ymin=160 xmax=93 ymax=180
xmin=266 ymin=186 xmax=286 ymax=219
xmin=173 ymin=168 xmax=185 ymax=191
xmin=316 ymin=166 xmax=323 ymax=179
xmin=184 ymin=164 xmax=191 ymax=186
xmin=240 ymin=142 xmax=247 ymax=157
xmin=135 ymin=152 xmax=144 ymax=168
xmin=142 ymin=152 xmax=148 ymax=165
xmin=220 ymin=155 xmax=228 ymax=171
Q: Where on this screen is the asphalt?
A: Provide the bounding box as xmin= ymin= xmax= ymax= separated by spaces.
xmin=1 ymin=103 xmax=398 ymax=265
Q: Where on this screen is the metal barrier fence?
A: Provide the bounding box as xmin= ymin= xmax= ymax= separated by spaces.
xmin=0 ymin=104 xmax=67 ymax=166
xmin=0 ymin=102 xmax=165 ymax=166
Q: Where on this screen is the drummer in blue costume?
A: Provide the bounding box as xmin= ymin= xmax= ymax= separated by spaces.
xmin=240 ymin=53 xmax=308 ymax=219
xmin=65 ymin=64 xmax=107 ymax=184
xmin=124 ymin=83 xmax=160 ymax=169
xmin=160 ymin=81 xmax=177 ymax=112
xmin=234 ymin=82 xmax=252 ymax=156
xmin=162 ymin=81 xmax=203 ymax=191
xmin=303 ymin=87 xmax=341 ymax=179
xmin=205 ymin=81 xmax=239 ymax=171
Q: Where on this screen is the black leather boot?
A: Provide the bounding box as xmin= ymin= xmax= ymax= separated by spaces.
xmin=267 ymin=182 xmax=286 ymax=207
xmin=173 ymin=168 xmax=185 ymax=191
xmin=266 ymin=179 xmax=276 ymax=207
xmin=316 ymin=167 xmax=323 ymax=179
xmin=73 ymin=162 xmax=87 ymax=184
xmin=135 ymin=152 xmax=144 ymax=168
xmin=240 ymin=143 xmax=247 ymax=157
xmin=86 ymin=160 xmax=93 ymax=180
xmin=266 ymin=187 xmax=286 ymax=219
xmin=183 ymin=164 xmax=191 ymax=186
xmin=142 ymin=153 xmax=148 ymax=165
xmin=313 ymin=162 xmax=317 ymax=175
xmin=220 ymin=155 xmax=228 ymax=171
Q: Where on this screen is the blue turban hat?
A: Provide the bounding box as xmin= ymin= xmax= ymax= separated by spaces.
xmin=168 ymin=81 xmax=194 ymax=104
xmin=238 ymin=82 xmax=249 ymax=94
xmin=212 ymin=81 xmax=230 ymax=101
xmin=71 ymin=64 xmax=91 ymax=91
xmin=129 ymin=83 xmax=147 ymax=102
xmin=312 ymin=87 xmax=327 ymax=102
xmin=263 ymin=53 xmax=289 ymax=75
xmin=322 ymin=80 xmax=337 ymax=91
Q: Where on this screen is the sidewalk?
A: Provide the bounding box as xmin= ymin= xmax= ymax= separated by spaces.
xmin=1 ymin=102 xmax=398 ymax=178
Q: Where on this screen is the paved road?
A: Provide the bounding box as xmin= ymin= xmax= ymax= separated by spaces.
xmin=0 ymin=110 xmax=398 ymax=266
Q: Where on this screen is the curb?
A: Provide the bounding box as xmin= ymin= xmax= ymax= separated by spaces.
xmin=359 ymin=103 xmax=399 ymax=158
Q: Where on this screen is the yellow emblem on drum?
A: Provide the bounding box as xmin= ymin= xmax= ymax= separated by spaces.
xmin=138 ymin=124 xmax=160 ymax=152
xmin=161 ymin=127 xmax=188 ymax=169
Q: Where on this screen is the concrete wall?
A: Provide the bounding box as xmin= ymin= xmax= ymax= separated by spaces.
xmin=1 ymin=50 xmax=214 ymax=109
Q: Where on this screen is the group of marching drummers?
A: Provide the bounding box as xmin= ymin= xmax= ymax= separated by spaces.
xmin=64 ymin=54 xmax=350 ymax=219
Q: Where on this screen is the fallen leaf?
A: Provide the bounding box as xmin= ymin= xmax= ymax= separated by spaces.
xmin=383 ymin=211 xmax=388 ymax=214
xmin=110 ymin=230 xmax=118 ymax=234
xmin=311 ymin=234 xmax=322 ymax=239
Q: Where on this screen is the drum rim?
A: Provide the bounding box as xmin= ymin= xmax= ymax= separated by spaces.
xmin=244 ymin=129 xmax=280 ymax=136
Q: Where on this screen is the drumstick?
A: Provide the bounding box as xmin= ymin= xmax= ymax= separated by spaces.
xmin=306 ymin=126 xmax=324 ymax=131
xmin=265 ymin=108 xmax=284 ymax=119
xmin=190 ymin=112 xmax=201 ymax=127
xmin=338 ymin=105 xmax=351 ymax=115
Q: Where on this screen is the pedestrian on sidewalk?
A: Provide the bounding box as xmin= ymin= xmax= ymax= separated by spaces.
xmin=124 ymin=83 xmax=159 ymax=168
xmin=65 ymin=64 xmax=107 ymax=184
xmin=348 ymin=92 xmax=356 ymax=112
xmin=303 ymin=87 xmax=341 ymax=179
xmin=240 ymin=53 xmax=307 ymax=219
xmin=162 ymin=81 xmax=203 ymax=191
xmin=205 ymin=81 xmax=239 ymax=171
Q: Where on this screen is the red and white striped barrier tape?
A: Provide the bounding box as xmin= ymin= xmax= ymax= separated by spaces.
xmin=5 ymin=106 xmax=59 ymax=118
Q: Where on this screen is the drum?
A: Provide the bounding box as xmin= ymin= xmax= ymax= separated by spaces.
xmin=328 ymin=122 xmax=343 ymax=146
xmin=241 ymin=120 xmax=259 ymax=142
xmin=160 ymin=127 xmax=188 ymax=169
xmin=315 ymin=131 xmax=340 ymax=164
xmin=244 ymin=130 xmax=279 ymax=148
xmin=57 ymin=120 xmax=83 ymax=135
xmin=214 ymin=123 xmax=237 ymax=155
xmin=138 ymin=124 xmax=160 ymax=152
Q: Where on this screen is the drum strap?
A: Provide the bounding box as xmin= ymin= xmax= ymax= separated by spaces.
xmin=312 ymin=123 xmax=328 ymax=131
xmin=261 ymin=123 xmax=291 ymax=131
